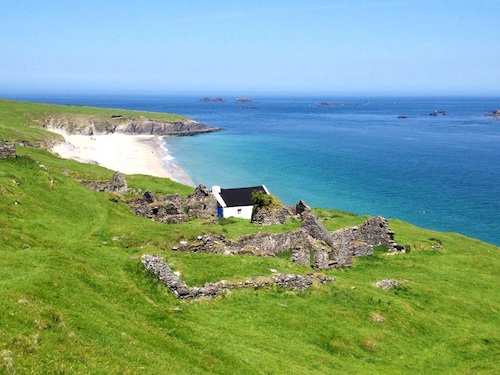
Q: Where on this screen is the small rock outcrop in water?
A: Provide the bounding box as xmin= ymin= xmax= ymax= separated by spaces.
xmin=199 ymin=97 xmax=226 ymax=103
xmin=235 ymin=97 xmax=254 ymax=103
xmin=41 ymin=114 xmax=221 ymax=136
xmin=486 ymin=109 xmax=500 ymax=118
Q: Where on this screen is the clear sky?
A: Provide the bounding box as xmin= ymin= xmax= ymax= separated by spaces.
xmin=1 ymin=0 xmax=499 ymax=96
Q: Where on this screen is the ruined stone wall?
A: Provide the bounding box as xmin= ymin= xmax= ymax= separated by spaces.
xmin=173 ymin=213 xmax=401 ymax=269
xmin=129 ymin=184 xmax=217 ymax=223
xmin=356 ymin=216 xmax=396 ymax=247
xmin=0 ymin=141 xmax=17 ymax=159
xmin=251 ymin=206 xmax=295 ymax=225
xmin=141 ymin=254 xmax=334 ymax=299
xmin=229 ymin=231 xmax=312 ymax=255
xmin=81 ymin=172 xmax=128 ymax=194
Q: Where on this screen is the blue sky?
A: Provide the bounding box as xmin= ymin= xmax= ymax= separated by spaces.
xmin=1 ymin=1 xmax=499 ymax=96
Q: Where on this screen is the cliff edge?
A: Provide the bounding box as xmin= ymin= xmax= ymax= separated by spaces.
xmin=40 ymin=113 xmax=221 ymax=136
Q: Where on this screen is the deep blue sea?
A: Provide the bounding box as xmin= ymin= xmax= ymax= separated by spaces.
xmin=9 ymin=94 xmax=500 ymax=245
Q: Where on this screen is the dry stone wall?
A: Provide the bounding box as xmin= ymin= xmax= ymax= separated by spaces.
xmin=0 ymin=141 xmax=17 ymax=159
xmin=81 ymin=172 xmax=128 ymax=194
xmin=251 ymin=205 xmax=295 ymax=225
xmin=174 ymin=212 xmax=403 ymax=269
xmin=141 ymin=254 xmax=334 ymax=299
xmin=129 ymin=184 xmax=217 ymax=223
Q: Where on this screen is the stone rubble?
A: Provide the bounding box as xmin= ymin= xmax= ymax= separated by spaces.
xmin=373 ymin=279 xmax=408 ymax=291
xmin=251 ymin=205 xmax=295 ymax=225
xmin=174 ymin=211 xmax=403 ymax=269
xmin=141 ymin=254 xmax=334 ymax=299
xmin=128 ymin=185 xmax=403 ymax=270
xmin=0 ymin=140 xmax=17 ymax=159
xmin=129 ymin=184 xmax=218 ymax=223
xmin=80 ymin=171 xmax=128 ymax=194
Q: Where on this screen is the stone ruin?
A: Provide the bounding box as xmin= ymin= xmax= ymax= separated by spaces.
xmin=130 ymin=186 xmax=404 ymax=298
xmin=130 ymin=185 xmax=301 ymax=225
xmin=81 ymin=171 xmax=128 ymax=194
xmin=127 ymin=183 xmax=398 ymax=266
xmin=129 ymin=184 xmax=218 ymax=223
xmin=79 ymin=175 xmax=218 ymax=223
xmin=251 ymin=204 xmax=295 ymax=225
xmin=0 ymin=140 xmax=17 ymax=159
xmin=141 ymin=254 xmax=334 ymax=300
xmin=173 ymin=210 xmax=403 ymax=269
xmin=250 ymin=199 xmax=311 ymax=225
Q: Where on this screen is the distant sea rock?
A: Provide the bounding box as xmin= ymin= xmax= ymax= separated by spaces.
xmin=199 ymin=97 xmax=226 ymax=103
xmin=314 ymin=101 xmax=362 ymax=107
xmin=235 ymin=97 xmax=254 ymax=103
xmin=429 ymin=110 xmax=447 ymax=116
xmin=486 ymin=109 xmax=500 ymax=118
xmin=41 ymin=114 xmax=222 ymax=136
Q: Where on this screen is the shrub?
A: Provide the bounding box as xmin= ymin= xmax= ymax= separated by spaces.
xmin=251 ymin=190 xmax=281 ymax=208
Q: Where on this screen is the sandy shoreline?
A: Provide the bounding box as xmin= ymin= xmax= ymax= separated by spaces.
xmin=50 ymin=129 xmax=194 ymax=186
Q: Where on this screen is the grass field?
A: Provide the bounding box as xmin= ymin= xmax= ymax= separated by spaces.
xmin=0 ymin=99 xmax=498 ymax=374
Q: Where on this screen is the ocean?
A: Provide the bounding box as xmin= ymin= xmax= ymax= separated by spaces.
xmin=10 ymin=94 xmax=500 ymax=245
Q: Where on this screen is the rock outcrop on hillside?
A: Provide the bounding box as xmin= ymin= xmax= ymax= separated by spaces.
xmin=41 ymin=114 xmax=221 ymax=136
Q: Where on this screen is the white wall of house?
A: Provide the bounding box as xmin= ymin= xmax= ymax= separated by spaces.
xmin=222 ymin=205 xmax=254 ymax=220
xmin=212 ymin=185 xmax=226 ymax=207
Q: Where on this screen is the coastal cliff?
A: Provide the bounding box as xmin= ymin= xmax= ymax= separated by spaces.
xmin=40 ymin=113 xmax=221 ymax=136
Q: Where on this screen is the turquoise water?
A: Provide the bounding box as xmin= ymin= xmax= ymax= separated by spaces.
xmin=11 ymin=95 xmax=500 ymax=245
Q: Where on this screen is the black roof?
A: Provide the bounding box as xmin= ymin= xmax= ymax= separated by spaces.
xmin=219 ymin=186 xmax=267 ymax=207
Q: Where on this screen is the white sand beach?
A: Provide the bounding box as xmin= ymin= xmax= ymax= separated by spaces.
xmin=50 ymin=129 xmax=193 ymax=185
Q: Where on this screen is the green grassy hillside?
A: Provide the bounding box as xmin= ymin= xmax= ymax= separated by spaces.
xmin=0 ymin=100 xmax=499 ymax=374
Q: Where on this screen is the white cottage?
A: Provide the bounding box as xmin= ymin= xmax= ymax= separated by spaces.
xmin=212 ymin=185 xmax=270 ymax=220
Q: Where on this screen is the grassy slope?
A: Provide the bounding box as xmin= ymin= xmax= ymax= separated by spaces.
xmin=0 ymin=100 xmax=499 ymax=374
xmin=0 ymin=98 xmax=185 ymax=144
